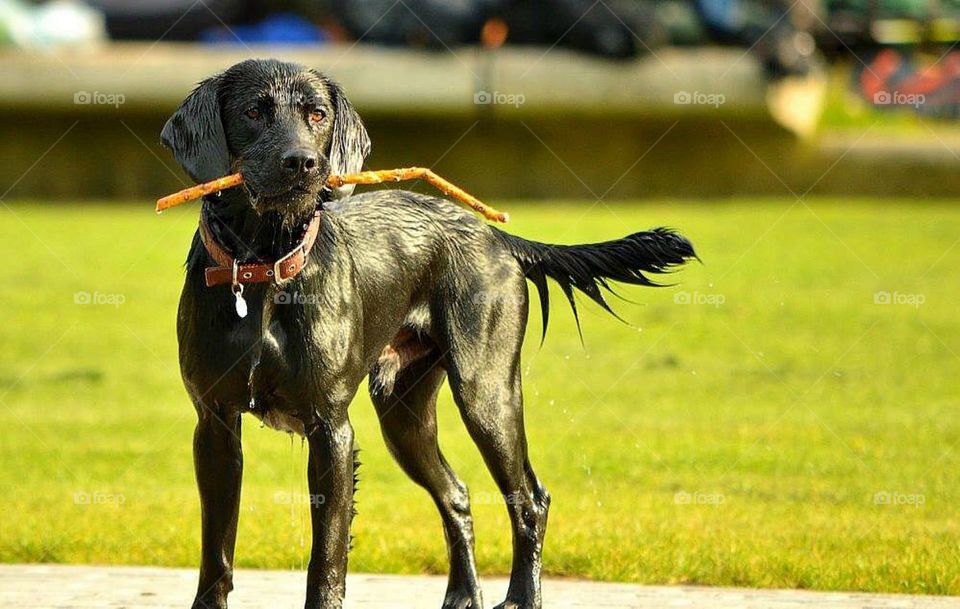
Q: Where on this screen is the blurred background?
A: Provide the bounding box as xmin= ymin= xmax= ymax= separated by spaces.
xmin=1 ymin=0 xmax=959 ymax=598
xmin=3 ymin=0 xmax=960 ymax=198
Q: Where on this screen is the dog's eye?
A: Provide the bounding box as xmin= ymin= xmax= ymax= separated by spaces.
xmin=309 ymin=107 xmax=326 ymax=124
xmin=245 ymin=107 xmax=260 ymax=120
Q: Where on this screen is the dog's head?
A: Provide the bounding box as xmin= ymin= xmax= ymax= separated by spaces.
xmin=161 ymin=59 xmax=370 ymax=217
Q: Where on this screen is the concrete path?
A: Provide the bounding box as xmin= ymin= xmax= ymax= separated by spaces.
xmin=2 ymin=564 xmax=958 ymax=609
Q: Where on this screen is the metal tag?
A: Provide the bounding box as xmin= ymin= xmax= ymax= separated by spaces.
xmin=232 ymin=259 xmax=248 ymax=319
xmin=233 ymin=284 xmax=247 ymax=319
xmin=234 ymin=291 xmax=248 ymax=318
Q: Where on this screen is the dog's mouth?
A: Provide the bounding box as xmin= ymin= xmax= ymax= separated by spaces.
xmin=244 ymin=178 xmax=321 ymax=214
xmin=244 ymin=177 xmax=317 ymax=199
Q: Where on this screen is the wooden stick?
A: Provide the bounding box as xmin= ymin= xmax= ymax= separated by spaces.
xmin=156 ymin=168 xmax=509 ymax=223
xmin=155 ymin=173 xmax=244 ymax=212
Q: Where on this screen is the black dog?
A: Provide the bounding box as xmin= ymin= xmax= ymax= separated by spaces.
xmin=162 ymin=59 xmax=695 ymax=609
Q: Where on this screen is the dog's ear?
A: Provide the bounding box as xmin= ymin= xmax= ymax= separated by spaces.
xmin=161 ymin=76 xmax=230 ymax=183
xmin=322 ymin=75 xmax=371 ymax=198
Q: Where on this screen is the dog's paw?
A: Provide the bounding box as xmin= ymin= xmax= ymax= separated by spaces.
xmin=493 ymin=600 xmax=538 ymax=609
xmin=191 ymin=597 xmax=228 ymax=609
xmin=442 ymin=589 xmax=482 ymax=609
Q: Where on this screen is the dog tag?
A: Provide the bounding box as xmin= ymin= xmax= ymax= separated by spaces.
xmin=235 ymin=292 xmax=248 ymax=318
xmin=233 ymin=284 xmax=248 ymax=318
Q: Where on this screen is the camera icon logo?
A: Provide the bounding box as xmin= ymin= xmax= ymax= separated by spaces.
xmin=873 ymin=91 xmax=891 ymax=105
xmin=674 ymin=91 xmax=692 ymax=105
xmin=474 ymin=90 xmax=492 ymax=105
xmin=74 ymin=91 xmax=91 ymax=105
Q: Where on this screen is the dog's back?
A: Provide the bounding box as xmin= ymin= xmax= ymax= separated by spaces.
xmin=326 ymin=189 xmax=697 ymax=343
xmin=322 ymin=188 xmax=523 ymax=311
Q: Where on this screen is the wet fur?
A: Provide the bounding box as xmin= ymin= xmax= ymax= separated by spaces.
xmin=165 ymin=60 xmax=695 ymax=609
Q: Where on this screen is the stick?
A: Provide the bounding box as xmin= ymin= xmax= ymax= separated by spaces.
xmin=155 ymin=173 xmax=244 ymax=212
xmin=156 ymin=168 xmax=509 ymax=223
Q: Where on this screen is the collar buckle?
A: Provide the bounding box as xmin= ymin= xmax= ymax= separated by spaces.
xmin=273 ymin=245 xmax=305 ymax=285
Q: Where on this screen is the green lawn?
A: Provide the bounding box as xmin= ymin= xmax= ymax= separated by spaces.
xmin=0 ymin=198 xmax=958 ymax=594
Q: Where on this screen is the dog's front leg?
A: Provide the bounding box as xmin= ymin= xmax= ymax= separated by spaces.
xmin=304 ymin=416 xmax=355 ymax=609
xmin=192 ymin=406 xmax=243 ymax=609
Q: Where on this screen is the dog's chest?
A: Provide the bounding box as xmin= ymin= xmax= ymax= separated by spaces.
xmin=244 ymin=306 xmax=360 ymax=436
xmin=243 ymin=322 xmax=307 ymax=435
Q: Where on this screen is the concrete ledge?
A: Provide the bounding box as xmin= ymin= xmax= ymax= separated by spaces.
xmin=2 ymin=564 xmax=958 ymax=608
xmin=0 ymin=43 xmax=822 ymax=201
xmin=0 ymin=43 xmax=776 ymax=121
xmin=6 ymin=43 xmax=957 ymax=200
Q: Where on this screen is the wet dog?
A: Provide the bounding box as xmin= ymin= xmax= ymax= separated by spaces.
xmin=163 ymin=59 xmax=695 ymax=609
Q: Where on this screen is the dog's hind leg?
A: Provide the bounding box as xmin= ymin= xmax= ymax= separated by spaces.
xmin=443 ymin=283 xmax=550 ymax=609
xmin=370 ymin=346 xmax=483 ymax=609
xmin=448 ymin=369 xmax=549 ymax=609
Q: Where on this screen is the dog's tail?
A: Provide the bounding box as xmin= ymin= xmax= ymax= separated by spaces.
xmin=493 ymin=227 xmax=697 ymax=341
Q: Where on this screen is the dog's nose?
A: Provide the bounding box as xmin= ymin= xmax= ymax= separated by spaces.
xmin=281 ymin=148 xmax=319 ymax=174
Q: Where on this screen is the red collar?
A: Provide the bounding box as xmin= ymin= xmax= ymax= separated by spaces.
xmin=198 ymin=210 xmax=323 ymax=288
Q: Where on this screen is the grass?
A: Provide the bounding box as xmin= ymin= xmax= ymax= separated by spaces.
xmin=0 ymin=198 xmax=958 ymax=595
